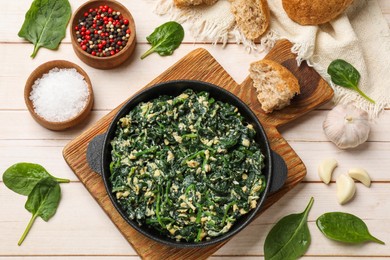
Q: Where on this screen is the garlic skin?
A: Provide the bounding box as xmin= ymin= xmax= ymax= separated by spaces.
xmin=323 ymin=104 xmax=370 ymax=149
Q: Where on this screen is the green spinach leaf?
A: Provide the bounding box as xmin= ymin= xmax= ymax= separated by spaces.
xmin=327 ymin=59 xmax=375 ymax=103
xmin=316 ymin=212 xmax=384 ymax=245
xmin=141 ymin=21 xmax=184 ymax=59
xmin=18 ymin=177 xmax=61 ymax=246
xmin=18 ymin=0 xmax=71 ymax=58
xmin=264 ymin=197 xmax=314 ymax=260
xmin=2 ymin=162 xmax=69 ymax=196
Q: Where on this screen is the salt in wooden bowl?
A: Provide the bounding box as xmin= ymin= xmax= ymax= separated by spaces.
xmin=70 ymin=0 xmax=137 ymax=69
xmin=24 ymin=60 xmax=94 ymax=131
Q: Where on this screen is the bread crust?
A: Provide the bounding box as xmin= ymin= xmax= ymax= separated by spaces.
xmin=174 ymin=0 xmax=219 ymax=8
xmin=250 ymin=59 xmax=300 ymax=113
xmin=282 ymin=0 xmax=354 ymax=25
xmin=230 ymin=0 xmax=270 ymax=40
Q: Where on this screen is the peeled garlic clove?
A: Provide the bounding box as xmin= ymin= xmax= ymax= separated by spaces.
xmin=336 ymin=174 xmax=356 ymax=205
xmin=318 ymin=158 xmax=338 ymax=184
xmin=348 ymin=168 xmax=371 ymax=187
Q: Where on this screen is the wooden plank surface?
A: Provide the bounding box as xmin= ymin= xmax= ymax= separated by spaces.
xmin=1 ymin=183 xmax=389 ymax=256
xmin=0 ymin=0 xmax=389 ymax=259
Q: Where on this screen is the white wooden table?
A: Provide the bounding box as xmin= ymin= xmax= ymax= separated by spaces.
xmin=1 ymin=1 xmax=389 ymax=259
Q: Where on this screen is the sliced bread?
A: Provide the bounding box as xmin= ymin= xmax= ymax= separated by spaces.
xmin=230 ymin=0 xmax=270 ymax=40
xmin=249 ymin=59 xmax=300 ymax=113
xmin=282 ymin=0 xmax=354 ymax=25
xmin=174 ymin=0 xmax=219 ymax=8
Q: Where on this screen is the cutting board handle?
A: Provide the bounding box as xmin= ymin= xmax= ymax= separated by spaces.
xmin=86 ymin=133 xmax=105 ymax=175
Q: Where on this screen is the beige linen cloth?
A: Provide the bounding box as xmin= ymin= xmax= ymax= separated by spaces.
xmin=154 ymin=0 xmax=390 ymax=118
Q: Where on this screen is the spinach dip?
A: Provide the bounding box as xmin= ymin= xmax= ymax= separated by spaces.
xmin=110 ymin=89 xmax=266 ymax=242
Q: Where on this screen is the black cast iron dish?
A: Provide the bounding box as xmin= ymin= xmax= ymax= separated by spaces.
xmin=87 ymin=80 xmax=287 ymax=248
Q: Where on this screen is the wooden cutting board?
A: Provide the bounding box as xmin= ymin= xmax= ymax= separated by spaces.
xmin=63 ymin=39 xmax=333 ymax=259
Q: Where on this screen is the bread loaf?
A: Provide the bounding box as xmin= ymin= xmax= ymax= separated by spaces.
xmin=249 ymin=59 xmax=300 ymax=113
xmin=230 ymin=0 xmax=270 ymax=40
xmin=282 ymin=0 xmax=354 ymax=25
xmin=174 ymin=0 xmax=219 ymax=8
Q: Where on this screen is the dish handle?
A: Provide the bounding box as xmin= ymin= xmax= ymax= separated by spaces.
xmin=86 ymin=133 xmax=105 ymax=175
xmin=269 ymin=151 xmax=288 ymax=193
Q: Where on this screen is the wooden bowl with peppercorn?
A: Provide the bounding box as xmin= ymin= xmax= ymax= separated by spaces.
xmin=70 ymin=0 xmax=136 ymax=70
xmin=24 ymin=60 xmax=94 ymax=131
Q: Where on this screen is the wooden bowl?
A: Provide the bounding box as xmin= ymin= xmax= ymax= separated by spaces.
xmin=24 ymin=60 xmax=94 ymax=131
xmin=70 ymin=0 xmax=137 ymax=70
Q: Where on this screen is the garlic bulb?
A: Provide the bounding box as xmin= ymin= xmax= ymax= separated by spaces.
xmin=323 ymin=104 xmax=370 ymax=149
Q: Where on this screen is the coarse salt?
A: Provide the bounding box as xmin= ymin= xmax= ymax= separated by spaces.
xmin=30 ymin=68 xmax=89 ymax=122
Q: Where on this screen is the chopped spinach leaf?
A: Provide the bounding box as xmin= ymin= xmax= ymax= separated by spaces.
xmin=110 ymin=89 xmax=265 ymax=242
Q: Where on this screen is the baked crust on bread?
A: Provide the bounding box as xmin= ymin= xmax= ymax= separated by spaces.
xmin=282 ymin=0 xmax=354 ymax=25
xmin=250 ymin=59 xmax=300 ymax=113
xmin=230 ymin=0 xmax=270 ymax=40
xmin=174 ymin=0 xmax=219 ymax=8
